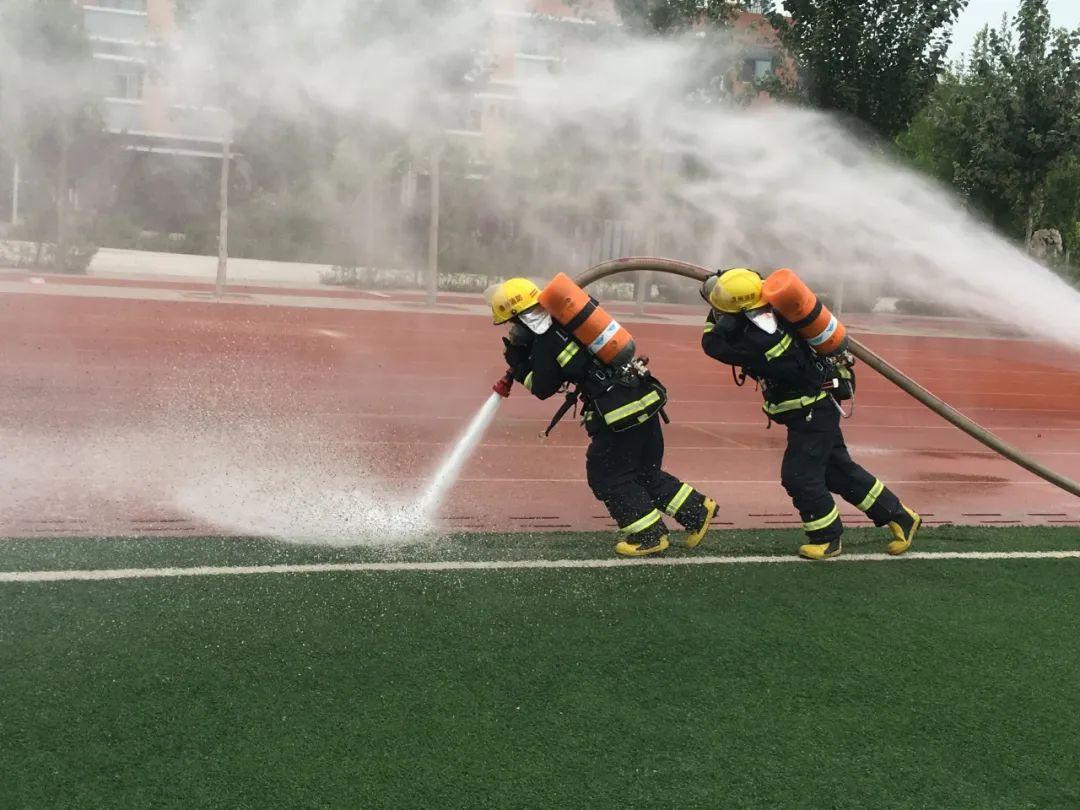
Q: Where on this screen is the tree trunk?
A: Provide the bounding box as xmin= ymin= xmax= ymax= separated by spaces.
xmin=636 ymin=226 xmax=658 ymax=314
xmin=55 ymin=117 xmax=70 ymax=272
xmin=365 ymin=174 xmax=377 ymax=273
xmin=426 ymin=145 xmax=441 ymax=305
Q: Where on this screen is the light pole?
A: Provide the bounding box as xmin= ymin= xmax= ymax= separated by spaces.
xmin=11 ymin=161 xmax=20 ymax=224
xmin=215 ymin=136 xmax=231 ymax=297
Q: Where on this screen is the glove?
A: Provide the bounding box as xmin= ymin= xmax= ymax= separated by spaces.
xmin=502 ymin=338 xmax=531 ymax=375
xmin=824 ymin=357 xmax=856 ymax=400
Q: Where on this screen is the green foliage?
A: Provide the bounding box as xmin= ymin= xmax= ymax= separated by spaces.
xmin=761 ymin=0 xmax=968 ymax=139
xmin=0 ymin=0 xmax=102 ymax=265
xmin=228 ymin=186 xmax=332 ymax=263
xmin=896 ymin=0 xmax=1080 ymax=266
xmin=1042 ymin=153 xmax=1080 ymax=261
xmin=0 ymin=0 xmax=99 ymax=156
xmin=611 ymin=0 xmax=739 ymax=34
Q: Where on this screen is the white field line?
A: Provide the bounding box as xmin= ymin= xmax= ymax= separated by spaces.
xmin=2 ymin=550 xmax=1079 ymax=584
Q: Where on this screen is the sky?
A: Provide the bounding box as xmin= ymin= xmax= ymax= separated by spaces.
xmin=950 ymin=0 xmax=1080 ymax=58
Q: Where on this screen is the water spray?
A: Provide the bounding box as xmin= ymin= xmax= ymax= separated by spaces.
xmin=414 ymin=371 xmax=514 ymax=517
xmin=576 ymin=257 xmax=1080 ymax=500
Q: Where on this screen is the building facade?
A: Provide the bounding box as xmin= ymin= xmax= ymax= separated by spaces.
xmin=83 ymin=0 xmax=228 ymax=158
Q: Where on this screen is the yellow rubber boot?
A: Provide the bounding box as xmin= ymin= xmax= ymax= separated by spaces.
xmin=799 ymin=539 xmax=842 ymax=560
xmin=615 ymin=535 xmax=670 ymax=558
xmin=685 ymin=498 xmax=718 ymax=549
xmin=887 ymin=506 xmax=921 ymax=555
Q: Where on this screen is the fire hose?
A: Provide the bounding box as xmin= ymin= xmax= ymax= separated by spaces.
xmin=573 ymin=256 xmax=1080 ymax=500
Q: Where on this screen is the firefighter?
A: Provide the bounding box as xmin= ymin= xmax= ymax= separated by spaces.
xmin=490 ymin=277 xmax=717 ymax=557
xmin=699 ymin=268 xmax=920 ymax=560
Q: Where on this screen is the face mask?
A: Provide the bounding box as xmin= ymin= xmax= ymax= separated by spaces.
xmin=746 ymin=306 xmax=778 ymax=335
xmin=519 ymin=306 xmax=553 ymax=335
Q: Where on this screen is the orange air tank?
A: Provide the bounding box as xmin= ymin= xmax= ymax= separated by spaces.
xmin=538 ymin=272 xmax=636 ymax=367
xmin=762 ymin=268 xmax=849 ymax=356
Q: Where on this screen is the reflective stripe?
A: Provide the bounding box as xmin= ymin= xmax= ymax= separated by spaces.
xmin=603 ymin=390 xmax=662 ymax=425
xmin=803 ymin=506 xmax=840 ymax=533
xmin=622 ymin=509 xmax=661 ymax=535
xmin=665 ymin=484 xmax=693 ymax=517
xmin=556 ymin=341 xmax=580 ymax=367
xmin=523 ymin=372 xmax=534 ymax=392
xmin=588 ymin=319 xmax=621 ymax=354
xmin=857 ymin=479 xmax=884 ymax=512
xmin=762 ymin=391 xmax=827 ymax=415
xmin=808 ymin=316 xmax=838 ymax=347
xmin=765 ymin=333 xmax=793 ymax=361
xmin=703 ymin=322 xmax=715 ymax=334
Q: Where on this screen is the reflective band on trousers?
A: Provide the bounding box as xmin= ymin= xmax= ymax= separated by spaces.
xmin=857 ymin=479 xmax=884 ymax=512
xmin=803 ymin=506 xmax=840 ymax=533
xmin=808 ymin=316 xmax=839 ymax=347
xmin=622 ymin=508 xmax=661 ymax=535
xmin=665 ymin=484 xmax=693 ymax=517
xmin=765 ymin=333 xmax=793 ymax=361
xmin=557 ymin=341 xmax=580 ymax=367
xmin=603 ymin=390 xmax=662 ymax=425
xmin=524 ymin=372 xmax=534 ymax=391
xmin=763 ymin=391 xmax=828 ymax=415
xmin=588 ymin=319 xmax=621 ymax=354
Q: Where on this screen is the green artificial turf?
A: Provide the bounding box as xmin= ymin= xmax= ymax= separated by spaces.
xmin=1 ymin=528 xmax=1078 ymax=808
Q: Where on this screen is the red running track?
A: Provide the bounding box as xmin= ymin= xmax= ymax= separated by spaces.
xmin=1 ymin=287 xmax=1079 ymax=537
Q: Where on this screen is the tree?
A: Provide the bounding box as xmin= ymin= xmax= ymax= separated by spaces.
xmin=0 ymin=0 xmax=101 ymax=270
xmin=1042 ymin=153 xmax=1080 ymax=268
xmin=761 ymin=0 xmax=968 ymax=139
xmin=897 ymin=2 xmax=1080 ymax=248
xmin=980 ymin=0 xmax=1080 ymax=239
xmin=611 ymin=0 xmax=739 ymax=34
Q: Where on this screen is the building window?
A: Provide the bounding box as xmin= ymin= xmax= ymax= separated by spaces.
xmin=518 ymin=21 xmax=556 ymax=57
xmin=741 ymin=57 xmax=774 ymax=82
xmin=92 ymin=0 xmax=148 ymax=11
xmin=113 ymin=68 xmax=144 ymax=99
xmin=514 ymin=55 xmax=559 ymax=84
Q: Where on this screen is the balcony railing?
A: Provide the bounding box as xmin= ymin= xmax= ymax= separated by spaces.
xmin=103 ymin=98 xmax=228 ymax=143
xmin=165 ymin=105 xmax=230 ymax=141
xmin=84 ymin=5 xmax=148 ymax=42
xmin=102 ymin=97 xmax=144 ymax=132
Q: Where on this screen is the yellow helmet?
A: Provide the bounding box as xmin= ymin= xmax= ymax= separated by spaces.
xmin=706 ymin=268 xmax=765 ymax=313
xmin=490 ymin=278 xmax=542 ymax=325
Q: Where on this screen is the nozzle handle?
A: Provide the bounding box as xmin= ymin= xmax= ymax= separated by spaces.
xmin=493 ymin=370 xmax=514 ymax=398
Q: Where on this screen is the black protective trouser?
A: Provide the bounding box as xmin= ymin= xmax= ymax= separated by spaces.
xmin=779 ymin=400 xmax=903 ymax=542
xmin=585 ymin=414 xmax=709 ymax=544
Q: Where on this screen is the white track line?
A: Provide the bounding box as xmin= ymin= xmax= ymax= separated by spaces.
xmin=2 ymin=551 xmax=1079 ymax=584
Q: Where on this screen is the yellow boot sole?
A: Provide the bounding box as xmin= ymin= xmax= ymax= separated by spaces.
xmin=685 ymin=498 xmax=718 ymax=549
xmin=615 ymin=536 xmax=670 ymax=558
xmin=799 ymin=541 xmax=842 ymax=560
xmin=888 ymin=507 xmax=921 ymax=555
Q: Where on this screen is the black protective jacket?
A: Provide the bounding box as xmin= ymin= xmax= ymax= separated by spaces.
xmin=505 ymin=325 xmax=663 ymax=434
xmin=701 ymin=310 xmax=829 ymax=419
xmin=506 ymin=325 xmax=592 ymax=399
